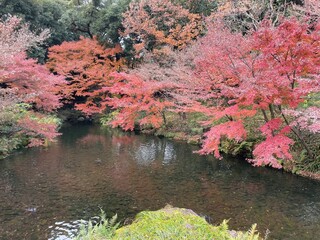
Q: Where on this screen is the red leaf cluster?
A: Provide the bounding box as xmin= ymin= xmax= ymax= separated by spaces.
xmin=105 ymin=72 xmax=175 ymax=130
xmin=47 ymin=37 xmax=123 ymax=114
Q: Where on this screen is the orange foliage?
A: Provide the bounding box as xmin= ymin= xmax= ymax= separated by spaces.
xmin=47 ymin=37 xmax=123 ymax=114
xmin=122 ymin=0 xmax=204 ymax=58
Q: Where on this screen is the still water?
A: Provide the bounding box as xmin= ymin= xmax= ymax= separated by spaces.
xmin=0 ymin=124 xmax=320 ymax=239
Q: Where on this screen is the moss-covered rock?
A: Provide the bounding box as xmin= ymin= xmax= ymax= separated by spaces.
xmin=75 ymin=206 xmax=262 ymax=240
xmin=113 ymin=206 xmax=260 ymax=240
xmin=115 ymin=206 xmax=216 ymax=239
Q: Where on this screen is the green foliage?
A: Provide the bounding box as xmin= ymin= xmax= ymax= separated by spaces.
xmin=0 ymin=0 xmax=39 ymax=23
xmin=0 ymin=136 xmax=23 ymax=159
xmin=60 ymin=2 xmax=97 ymax=39
xmin=237 ymin=224 xmax=261 ymax=240
xmin=32 ymin=113 xmax=61 ymax=126
xmin=93 ymin=0 xmax=131 ymax=46
xmin=173 ymin=0 xmax=218 ymax=16
xmin=114 ymin=207 xmax=221 ymax=239
xmin=292 ymin=133 xmax=320 ymax=173
xmin=153 ymin=112 xmax=205 ymax=143
xmin=35 ymin=0 xmax=76 ymax=43
xmin=190 ymin=127 xmax=203 ymax=135
xmin=303 ymin=92 xmax=320 ymax=108
xmin=0 ymin=103 xmax=28 ymax=133
xmin=60 ymin=0 xmax=131 ymax=45
xmin=0 ymin=102 xmax=28 ymax=158
xmin=186 ymin=112 xmax=207 ymax=130
xmin=0 ymin=100 xmax=61 ymax=158
xmin=100 ymin=111 xmax=120 ymax=126
xmin=0 ymin=0 xmax=130 ymax=61
xmin=158 ymin=112 xmax=207 ymax=135
xmin=220 ymin=139 xmax=254 ymax=157
xmin=75 ymin=210 xmax=119 ymax=240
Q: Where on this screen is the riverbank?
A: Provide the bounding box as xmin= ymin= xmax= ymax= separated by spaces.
xmin=100 ymin=110 xmax=320 ymax=181
xmin=153 ymin=126 xmax=320 ymax=181
xmin=154 ymin=129 xmax=320 ymax=181
xmin=75 ymin=206 xmax=262 ymax=240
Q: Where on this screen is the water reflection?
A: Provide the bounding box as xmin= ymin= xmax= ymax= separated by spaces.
xmin=135 ymin=141 xmax=157 ymax=165
xmin=163 ymin=141 xmax=176 ymax=165
xmin=0 ymin=124 xmax=319 ymax=240
xmin=134 ymin=140 xmax=176 ymax=166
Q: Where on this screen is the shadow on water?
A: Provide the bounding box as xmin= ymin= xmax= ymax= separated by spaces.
xmin=0 ymin=124 xmax=320 ymax=239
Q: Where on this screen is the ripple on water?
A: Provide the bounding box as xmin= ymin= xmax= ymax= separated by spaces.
xmin=48 ymin=217 xmax=99 ymax=240
xmin=296 ymin=202 xmax=320 ymax=224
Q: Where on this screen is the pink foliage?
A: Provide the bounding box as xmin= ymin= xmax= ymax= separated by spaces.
xmin=2 ymin=53 xmax=65 ymax=111
xmin=198 ymin=121 xmax=247 ymax=158
xmin=195 ymin=18 xmax=319 ymax=111
xmin=284 ymin=107 xmax=320 ymax=134
xmin=107 ymin=16 xmax=319 ymax=169
xmin=47 ymin=37 xmax=123 ymax=114
xmin=259 ymin=118 xmax=283 ymax=138
xmin=252 ymin=18 xmax=320 ymax=108
xmin=0 ymin=16 xmax=64 ymax=111
xmin=249 ymin=135 xmax=294 ymax=169
xmin=0 ymin=15 xmax=49 ymax=64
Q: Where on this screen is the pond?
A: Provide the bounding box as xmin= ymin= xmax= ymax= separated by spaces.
xmin=0 ymin=124 xmax=320 ymax=239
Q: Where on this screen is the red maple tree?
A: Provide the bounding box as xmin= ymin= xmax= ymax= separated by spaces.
xmin=189 ymin=18 xmax=320 ymax=168
xmin=47 ymin=37 xmax=123 ymax=114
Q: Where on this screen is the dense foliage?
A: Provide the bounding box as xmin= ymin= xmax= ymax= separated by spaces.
xmin=191 ymin=19 xmax=320 ymax=168
xmin=47 ymin=37 xmax=123 ymax=114
xmin=121 ymin=0 xmax=204 ymax=56
xmin=1 ymin=0 xmax=319 ymax=175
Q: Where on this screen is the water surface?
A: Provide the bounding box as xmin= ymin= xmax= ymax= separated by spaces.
xmin=0 ymin=124 xmax=319 ymax=239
